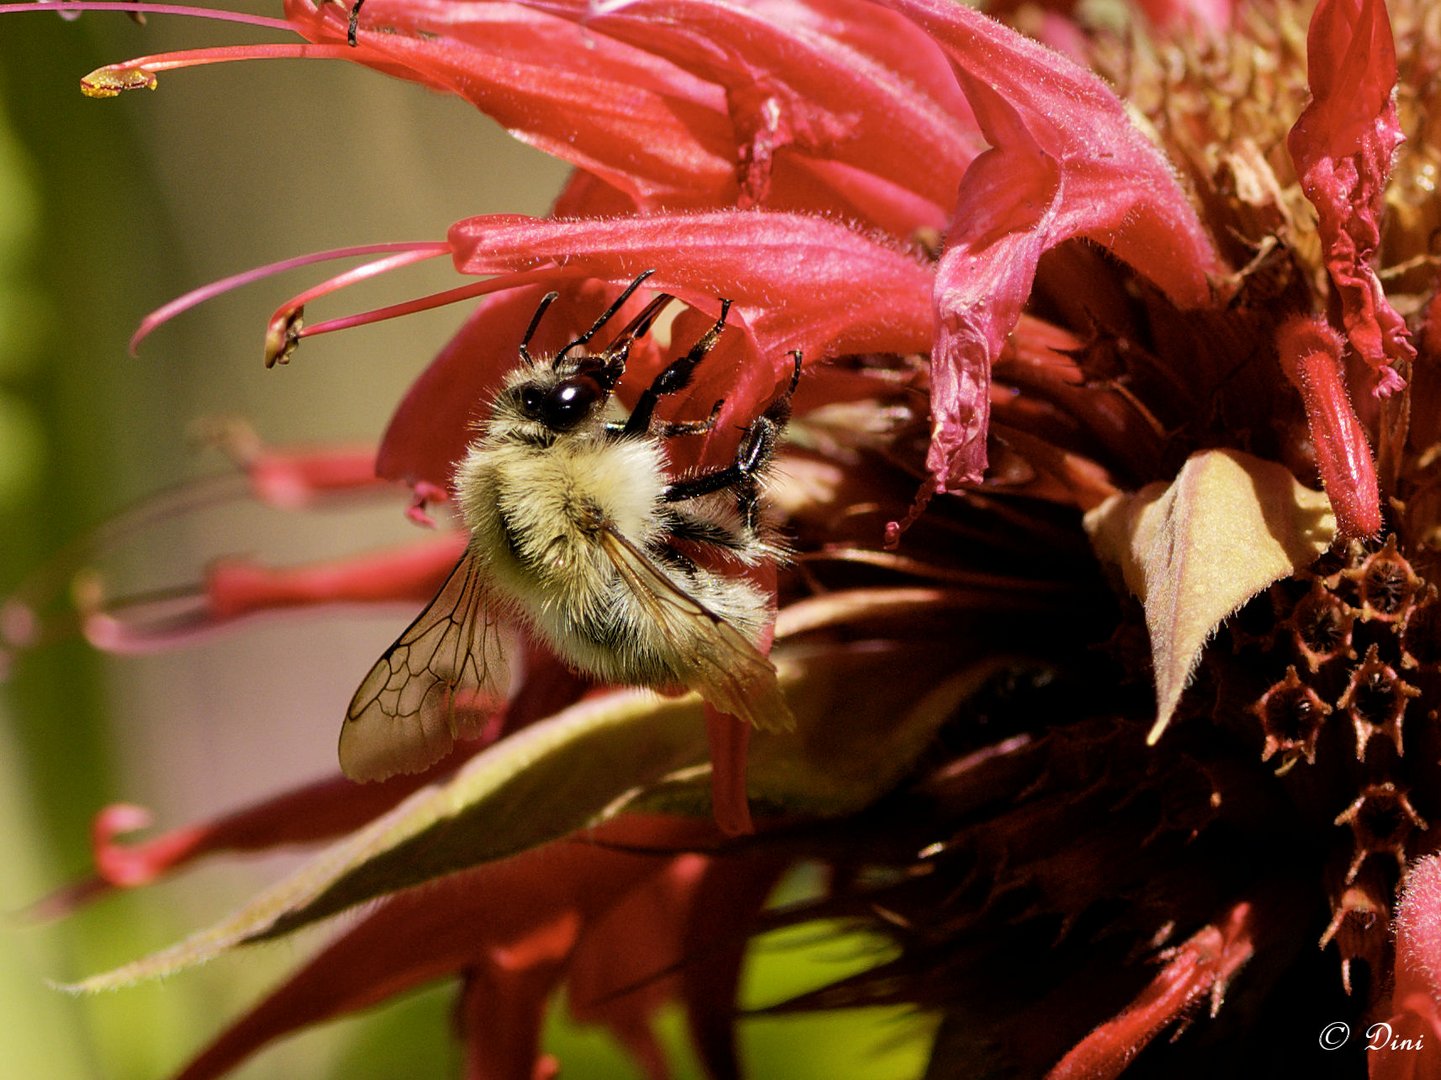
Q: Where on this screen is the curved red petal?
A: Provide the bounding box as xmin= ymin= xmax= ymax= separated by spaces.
xmin=878 ymin=0 xmax=1221 ymax=488
xmin=1049 ymin=902 xmax=1255 ymax=1079
xmin=1277 ymin=315 xmax=1382 ymax=539
xmin=204 ymin=534 xmax=466 ymax=619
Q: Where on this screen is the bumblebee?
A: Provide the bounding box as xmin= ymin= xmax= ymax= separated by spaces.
xmin=340 ymin=272 xmax=798 ymax=781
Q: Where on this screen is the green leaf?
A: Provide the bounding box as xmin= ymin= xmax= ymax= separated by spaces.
xmin=69 ymin=592 xmax=1003 ymax=991
xmin=634 ymin=640 xmax=1013 ymax=818
xmin=66 ymin=687 xmax=709 ymax=992
xmin=1084 ymin=448 xmax=1336 ymax=743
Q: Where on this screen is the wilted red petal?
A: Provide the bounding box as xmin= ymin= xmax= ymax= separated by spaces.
xmin=1374 ymin=856 xmax=1441 ymax=1080
xmin=1276 ymin=315 xmax=1381 ymax=539
xmin=876 ymin=0 xmax=1221 ymax=489
xmin=1286 ymin=0 xmax=1413 ymax=398
xmin=1048 ymin=902 xmax=1255 ymax=1080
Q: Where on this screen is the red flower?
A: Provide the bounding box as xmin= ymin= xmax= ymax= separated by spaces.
xmin=12 ymin=0 xmax=1441 ymax=1076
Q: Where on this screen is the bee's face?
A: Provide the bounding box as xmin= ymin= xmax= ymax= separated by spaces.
xmin=490 ymin=354 xmax=619 ymax=442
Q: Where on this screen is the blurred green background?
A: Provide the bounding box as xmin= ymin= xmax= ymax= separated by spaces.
xmin=0 ymin=6 xmax=934 ymax=1077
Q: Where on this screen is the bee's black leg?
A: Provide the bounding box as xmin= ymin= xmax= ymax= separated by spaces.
xmin=347 ymin=0 xmax=364 ymax=45
xmin=622 ymin=299 xmax=731 ymax=438
xmin=654 ymin=398 xmax=723 ymax=439
xmin=662 ymin=352 xmax=801 ymax=527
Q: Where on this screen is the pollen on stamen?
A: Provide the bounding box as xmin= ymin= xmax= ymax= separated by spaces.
xmin=131 ymin=241 xmax=451 ymax=355
xmin=265 ymin=306 xmax=304 ymax=368
xmin=80 ymin=64 xmax=157 ymax=97
xmin=80 ymin=43 xmax=361 ymax=100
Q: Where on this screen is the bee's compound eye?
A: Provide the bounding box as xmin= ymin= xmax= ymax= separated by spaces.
xmin=519 ymin=386 xmax=545 ymax=417
xmin=543 ymin=378 xmax=599 ymax=430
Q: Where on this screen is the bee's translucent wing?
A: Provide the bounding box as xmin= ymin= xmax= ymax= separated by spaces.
xmin=340 ymin=549 xmax=508 ymax=781
xmin=599 ymin=526 xmax=793 ymax=731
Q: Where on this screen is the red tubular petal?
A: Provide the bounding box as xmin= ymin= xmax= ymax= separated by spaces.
xmin=1286 ymin=0 xmax=1413 ymax=398
xmin=1375 ymin=856 xmax=1441 ymax=1080
xmin=204 ymin=534 xmax=466 ymax=620
xmin=1277 ymin=315 xmax=1381 ymax=539
xmin=242 ymin=447 xmax=384 ymax=508
xmin=877 ymin=0 xmax=1221 ymax=489
xmin=1048 ymin=902 xmax=1255 ymax=1080
xmin=23 ymin=776 xmax=436 ymax=920
xmin=460 ymin=910 xmax=582 ymax=1080
xmin=446 ymin=210 xmax=933 ymax=360
xmin=566 ymin=854 xmax=709 ymax=1074
xmin=282 ymin=0 xmax=737 ymax=207
xmin=78 ymin=536 xmax=467 ymax=656
xmin=707 ymin=704 xmax=754 ymax=837
xmin=521 ymin=0 xmax=976 ymax=225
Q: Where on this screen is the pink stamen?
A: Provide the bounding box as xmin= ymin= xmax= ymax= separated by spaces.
xmin=406 ymin=481 xmax=451 ymax=528
xmin=264 ymin=246 xmax=456 ymax=364
xmin=289 ymin=271 xmax=546 ymax=350
xmin=83 ymin=589 xmax=216 ymax=654
xmin=81 ymin=42 xmax=359 ymax=98
xmin=0 ymin=2 xmax=294 ymax=30
xmin=132 ymin=242 xmax=450 ymax=354
xmin=274 ymin=247 xmax=455 ymax=316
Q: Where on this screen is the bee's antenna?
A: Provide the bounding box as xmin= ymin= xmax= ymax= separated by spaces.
xmin=554 ymin=270 xmax=657 ymax=364
xmin=519 ymin=290 xmax=560 ymax=366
